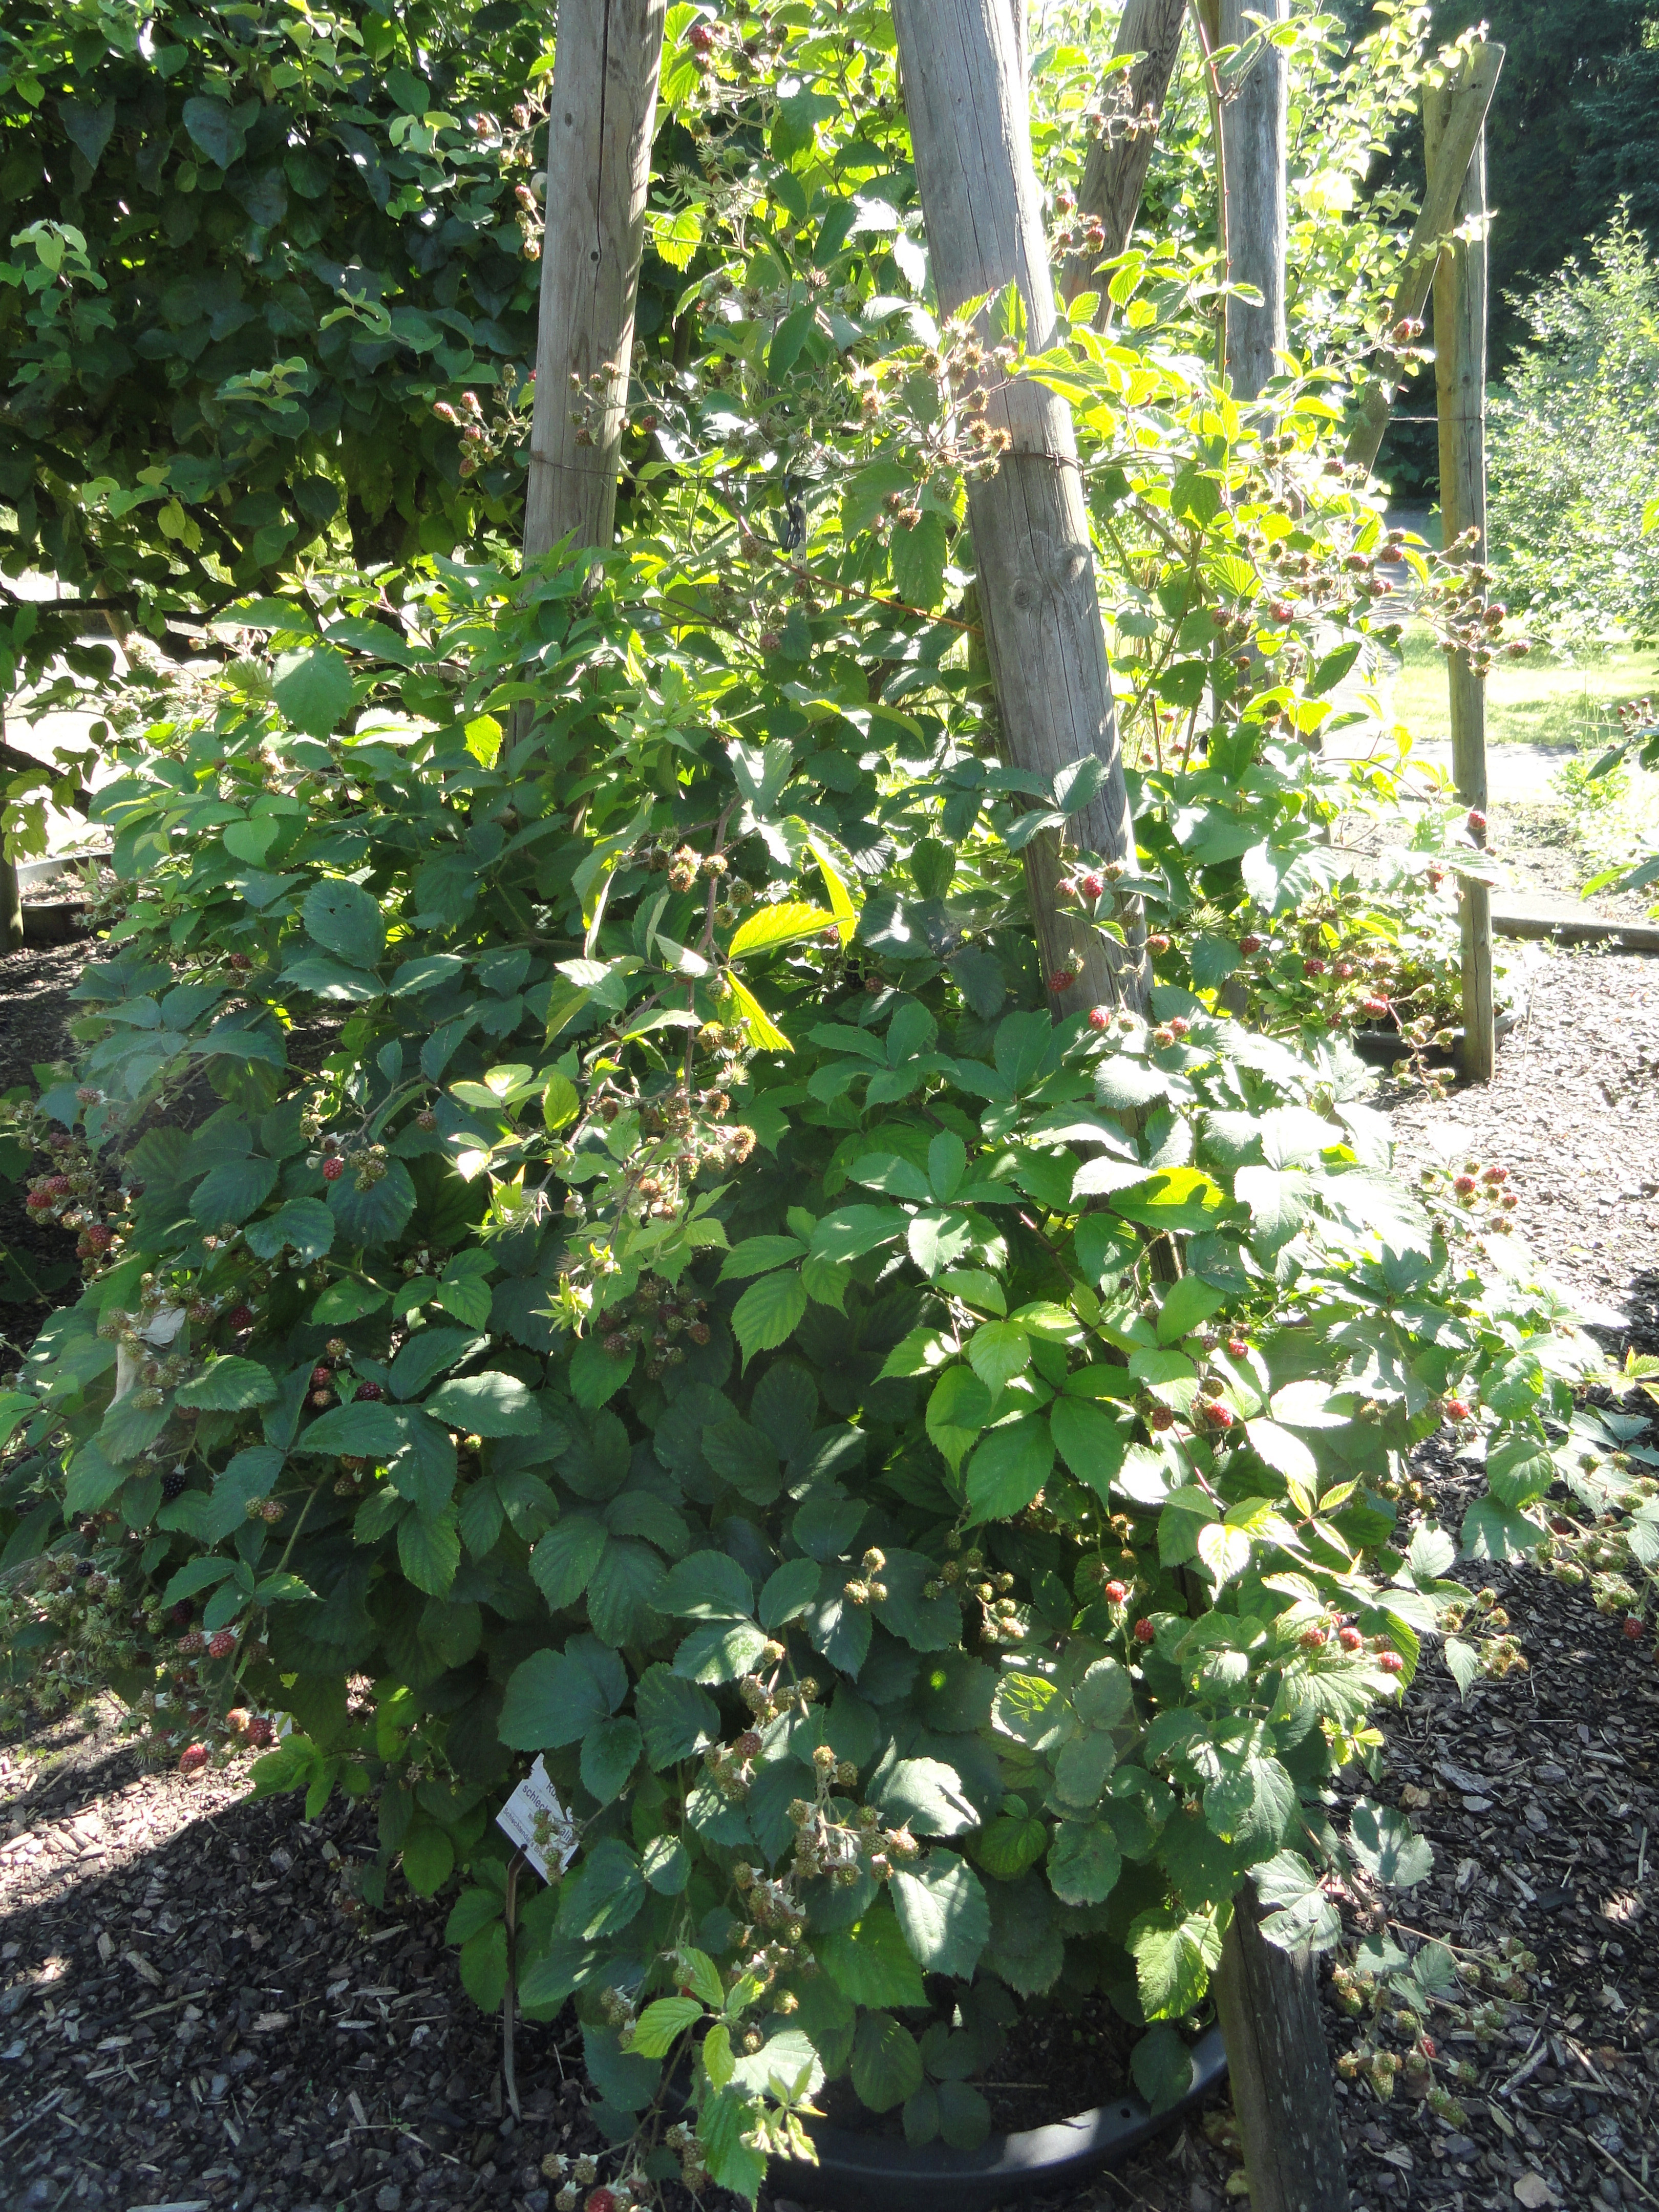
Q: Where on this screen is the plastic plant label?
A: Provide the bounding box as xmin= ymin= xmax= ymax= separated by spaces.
xmin=496 ymin=1755 xmax=580 ymax=1881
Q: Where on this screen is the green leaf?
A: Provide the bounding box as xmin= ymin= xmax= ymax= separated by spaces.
xmin=852 ymin=2013 xmax=924 ymax=2112
xmin=870 ymin=1756 xmax=977 ymax=1837
xmin=389 ymin=1327 xmax=485 ymax=1402
xmin=273 ymin=647 xmax=355 ymax=738
xmin=759 ymin=1557 xmax=821 ymax=1628
xmin=581 ymin=1717 xmax=643 ymax=1805
xmin=1126 ymin=1908 xmax=1223 ymax=2019
xmin=926 ymin=1366 xmax=994 ymax=1473
xmin=966 ymin=1320 xmax=1030 ymax=1394
xmin=728 ymin=902 xmax=837 ymax=958
xmin=530 ymin=1514 xmax=609 ymax=1611
xmin=1156 ymin=1275 xmax=1226 ymax=1344
xmin=974 ymin=1811 xmax=1048 ymax=1880
xmin=889 ymin=1856 xmax=989 ymax=1976
xmin=698 ymin=2088 xmax=768 ymax=2204
xmin=965 ymin=1412 xmax=1054 ymax=1521
xmin=1349 ymin=1800 xmax=1433 ymax=1888
xmin=658 ymin=1549 xmax=754 ymax=1619
xmin=192 ymin=1154 xmax=279 ymax=1226
xmin=398 ymin=1507 xmax=460 ymax=1596
xmin=1131 ymin=2025 xmax=1196 ymax=2116
xmin=326 ymin=1159 xmax=417 ymax=1242
xmin=459 ymin=1922 xmax=508 ymax=2012
xmin=297 ymin=1399 xmax=403 ymax=1457
xmin=731 ymin=1269 xmax=807 ymax=1365
xmin=499 ymin=1635 xmax=626 ymax=1750
xmin=635 ymin=1665 xmax=719 ymax=1767
xmin=817 ymin=1902 xmax=927 ymax=2008
xmin=587 ymin=1539 xmax=666 ymax=1645
xmin=312 ymin=1278 xmax=390 ymax=1326
xmin=890 ymin=509 xmax=948 ymax=610
xmin=244 ymin=1196 xmax=335 ymax=1263
xmin=629 ymin=1996 xmax=703 ymax=2058
xmin=673 ymin=1618 xmax=770 ymax=1684
xmin=1048 ymin=1819 xmax=1123 ymax=1906
xmin=1048 ymin=1396 xmax=1128 ymax=1498
xmin=425 ymin=1371 xmax=539 ymax=1437
xmin=400 ymin=1818 xmax=455 ymax=1898
xmin=176 ymin=1357 xmax=276 ymax=1412
xmin=444 ymin=1886 xmax=505 ymax=1946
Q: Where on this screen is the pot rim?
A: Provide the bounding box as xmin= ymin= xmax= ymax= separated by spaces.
xmin=775 ymin=2024 xmax=1227 ymax=2210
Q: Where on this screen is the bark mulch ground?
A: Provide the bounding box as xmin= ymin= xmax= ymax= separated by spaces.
xmin=4 ymin=949 xmax=1659 ymax=2212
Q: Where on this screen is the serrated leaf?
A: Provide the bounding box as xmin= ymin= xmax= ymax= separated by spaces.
xmin=817 ymin=1903 xmax=926 ymax=2008
xmin=425 ymin=1370 xmax=538 ymax=1437
xmin=176 ymin=1356 xmax=277 ymax=1412
xmin=724 ymin=1262 xmax=808 ymax=1375
xmin=889 ymin=1856 xmax=989 ymax=1976
xmin=1048 ymin=1819 xmax=1122 ymax=1905
xmin=499 ymin=1635 xmax=626 ymax=1750
xmin=851 ymin=2013 xmax=923 ymax=2112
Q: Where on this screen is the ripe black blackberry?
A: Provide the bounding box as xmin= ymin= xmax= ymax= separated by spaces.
xmin=161 ymin=1470 xmax=188 ymax=1502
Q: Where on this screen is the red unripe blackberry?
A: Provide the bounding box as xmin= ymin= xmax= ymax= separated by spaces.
xmin=1361 ymin=994 xmax=1390 ymax=1017
xmin=1483 ymin=1165 xmax=1508 ymax=1183
xmin=1088 ymin=1006 xmax=1109 ymax=1031
xmin=1048 ymin=969 xmax=1076 ymax=993
xmin=736 ymin=1730 xmax=763 ymax=1757
xmin=1132 ymin=1618 xmax=1156 ymax=1645
xmin=45 ymin=1175 xmax=71 ymax=1197
xmin=689 ymin=1321 xmax=710 ymax=1345
xmin=246 ymin=1716 xmax=274 ymax=1748
xmin=1377 ymin=1651 xmax=1403 ymax=1674
xmin=687 ymin=19 xmax=714 ymax=45
xmin=1453 ymin=1174 xmax=1477 ymax=1194
xmin=1167 ymin=1016 xmax=1190 ymax=1037
xmin=25 ymin=1192 xmax=51 ymax=1212
xmin=179 ymin=1743 xmax=210 ymax=1775
xmin=1442 ymin=1397 xmax=1471 ymax=1422
xmin=1303 ymin=957 xmax=1326 ymax=977
xmin=1239 ymin=933 xmax=1262 ymax=955
xmin=1149 ymin=1405 xmax=1175 ymax=1432
xmin=1466 ymin=807 xmax=1486 ymax=834
xmin=227 ymin=952 xmax=252 ymax=971
xmin=1335 ymin=962 xmax=1355 ymax=980
xmin=1146 ymin=933 xmax=1171 ymax=954
xmin=587 ymin=2192 xmax=618 ymax=2212
xmin=1226 ymin=1337 xmax=1248 ymax=1357
xmin=311 ymin=1365 xmax=333 ymax=1387
xmin=226 ymin=1306 xmax=255 ymax=1331
xmin=207 ymin=1630 xmax=236 ymax=1660
xmin=1079 ymin=873 xmax=1104 ymax=898
xmin=1203 ymin=1401 xmax=1235 ymax=1429
xmin=354 ymin=1381 xmax=385 ymax=1400
xmin=1300 ymin=1627 xmax=1327 ymax=1650
xmin=1338 ymin=1626 xmax=1363 ymax=1651
xmin=323 ymin=1156 xmax=346 ymax=1181
xmin=1103 ymin=1580 xmax=1129 ymax=1604
xmin=1625 ymin=1616 xmax=1645 ymax=1641
xmin=83 ymin=1224 xmax=113 ymax=1250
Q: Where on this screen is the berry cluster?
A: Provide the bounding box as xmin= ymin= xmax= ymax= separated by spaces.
xmin=598 ymin=1273 xmax=713 ymax=1376
xmin=307 ymin=1132 xmax=391 ymax=1191
xmin=1418 ymin=1156 xmax=1519 ymax=1240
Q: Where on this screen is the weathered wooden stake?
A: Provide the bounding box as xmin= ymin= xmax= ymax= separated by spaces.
xmin=1064 ymin=0 xmax=1189 ymax=312
xmin=892 ymin=0 xmax=1146 ymax=1017
xmin=1345 ymin=41 xmax=1503 ymax=479
xmin=1218 ymin=0 xmax=1287 ymax=399
xmin=523 ymin=0 xmax=668 ymax=561
xmin=1427 ymin=70 xmax=1496 ymax=1082
xmin=1214 ymin=1884 xmax=1352 ymax=2212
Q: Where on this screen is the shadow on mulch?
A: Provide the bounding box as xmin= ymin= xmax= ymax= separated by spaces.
xmin=0 ymin=1715 xmax=595 ymax=2212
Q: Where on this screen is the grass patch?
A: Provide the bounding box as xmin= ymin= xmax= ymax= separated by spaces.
xmin=1385 ymin=627 xmax=1659 ymax=750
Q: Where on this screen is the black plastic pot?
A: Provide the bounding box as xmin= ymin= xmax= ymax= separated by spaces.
xmin=1350 ymin=1006 xmax=1519 ymax=1068
xmin=775 ymin=2026 xmax=1228 ymax=2212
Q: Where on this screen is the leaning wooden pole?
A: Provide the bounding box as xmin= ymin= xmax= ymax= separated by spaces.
xmin=1063 ymin=0 xmax=1189 ymax=313
xmin=1345 ymin=41 xmax=1503 ymax=480
xmin=891 ymin=0 xmax=1146 ymax=1017
xmin=523 ymin=0 xmax=668 ymax=561
xmin=1219 ymin=0 xmax=1287 ymax=400
xmin=1427 ymin=71 xmax=1496 ymax=1082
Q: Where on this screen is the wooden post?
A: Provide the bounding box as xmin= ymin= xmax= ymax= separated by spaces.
xmin=1218 ymin=0 xmax=1287 ymax=400
xmin=892 ymin=0 xmax=1147 ymax=1018
xmin=1345 ymin=42 xmax=1503 ymax=479
xmin=1064 ymin=0 xmax=1189 ymax=313
xmin=522 ymin=0 xmax=668 ymax=561
xmin=1427 ymin=72 xmax=1496 ymax=1082
xmin=1213 ymin=1882 xmax=1352 ymax=2212
xmin=0 ymin=857 xmax=20 ymax=954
